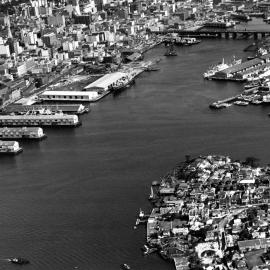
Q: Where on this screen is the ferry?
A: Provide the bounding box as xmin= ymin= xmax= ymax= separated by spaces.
xmin=204 ymin=57 xmax=242 ymax=79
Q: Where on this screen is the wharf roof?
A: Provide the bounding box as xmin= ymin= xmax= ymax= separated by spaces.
xmin=40 ymin=90 xmax=98 ymax=96
xmin=0 ymin=114 xmax=77 ymax=120
xmin=217 ymin=58 xmax=263 ymax=75
xmin=239 ymin=62 xmax=270 ymax=76
xmin=0 ymin=140 xmax=18 ymax=146
xmin=84 ymin=72 xmax=127 ymax=90
xmin=0 ymin=127 xmax=42 ymax=132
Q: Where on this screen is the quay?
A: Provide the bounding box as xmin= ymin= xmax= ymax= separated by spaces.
xmin=0 ymin=127 xmax=46 ymax=140
xmin=0 ymin=114 xmax=81 ymax=127
xmin=151 ymin=29 xmax=270 ymax=40
xmin=0 ymin=140 xmax=23 ymax=154
xmin=2 ymin=104 xmax=89 ymax=115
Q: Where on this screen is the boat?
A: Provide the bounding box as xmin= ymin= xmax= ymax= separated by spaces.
xmin=251 ymin=100 xmax=263 ymax=105
xmin=204 ymin=56 xmax=242 ymax=79
xmin=175 ymin=37 xmax=201 ymax=46
xmin=164 ymin=44 xmax=177 ymax=56
xmin=8 ymin=257 xmax=30 ymax=265
xmin=234 ymin=101 xmax=249 ymax=106
xmin=110 ymin=75 xmax=135 ymax=93
xmin=121 ymin=263 xmax=131 ymax=270
xmin=209 ymin=102 xmax=232 ymax=109
xmin=139 ymin=208 xmax=144 ymax=219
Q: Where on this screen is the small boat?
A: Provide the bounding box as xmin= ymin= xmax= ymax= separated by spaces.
xmin=251 ymin=100 xmax=263 ymax=105
xmin=121 ymin=263 xmax=131 ymax=270
xmin=8 ymin=257 xmax=30 ymax=265
xmin=164 ymin=44 xmax=177 ymax=56
xmin=234 ymin=101 xmax=249 ymax=106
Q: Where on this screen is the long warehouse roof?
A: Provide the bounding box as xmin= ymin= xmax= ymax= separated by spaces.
xmin=84 ymin=72 xmax=127 ymax=89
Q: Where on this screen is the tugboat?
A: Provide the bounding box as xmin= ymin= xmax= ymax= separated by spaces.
xmin=8 ymin=257 xmax=30 ymax=265
xmin=164 ymin=43 xmax=177 ymax=56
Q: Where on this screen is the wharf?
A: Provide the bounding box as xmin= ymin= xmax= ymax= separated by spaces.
xmin=0 ymin=127 xmax=46 ymax=140
xmin=0 ymin=114 xmax=81 ymax=127
xmin=2 ymin=104 xmax=89 ymax=115
xmin=0 ymin=140 xmax=23 ymax=154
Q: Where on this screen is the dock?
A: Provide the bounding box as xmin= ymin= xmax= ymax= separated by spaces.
xmin=0 ymin=114 xmax=81 ymax=127
xmin=0 ymin=140 xmax=23 ymax=154
xmin=0 ymin=127 xmax=46 ymax=140
xmin=2 ymin=104 xmax=89 ymax=115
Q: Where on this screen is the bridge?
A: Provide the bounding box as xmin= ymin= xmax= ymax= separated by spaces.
xmin=150 ymin=29 xmax=270 ymax=40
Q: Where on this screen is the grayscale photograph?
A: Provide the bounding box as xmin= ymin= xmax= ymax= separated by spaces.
xmin=0 ymin=0 xmax=270 ymax=269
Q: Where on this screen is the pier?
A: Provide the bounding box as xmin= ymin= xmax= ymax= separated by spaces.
xmin=0 ymin=127 xmax=46 ymax=140
xmin=151 ymin=29 xmax=270 ymax=40
xmin=0 ymin=114 xmax=81 ymax=127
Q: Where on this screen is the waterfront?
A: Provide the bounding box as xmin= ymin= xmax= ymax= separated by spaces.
xmin=1 ymin=38 xmax=270 ymax=270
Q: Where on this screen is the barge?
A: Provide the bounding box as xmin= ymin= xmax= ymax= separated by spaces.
xmin=0 ymin=140 xmax=23 ymax=154
xmin=0 ymin=114 xmax=81 ymax=127
xmin=0 ymin=127 xmax=46 ymax=140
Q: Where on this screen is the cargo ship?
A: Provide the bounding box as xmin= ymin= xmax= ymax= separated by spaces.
xmin=0 ymin=140 xmax=23 ymax=154
xmin=0 ymin=127 xmax=46 ymax=140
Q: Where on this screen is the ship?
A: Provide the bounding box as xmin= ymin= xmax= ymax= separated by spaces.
xmin=203 ymin=57 xmax=242 ymax=79
xmin=175 ymin=37 xmax=201 ymax=46
xmin=110 ymin=75 xmax=135 ymax=93
xmin=164 ymin=43 xmax=177 ymax=56
xmin=230 ymin=12 xmax=251 ymax=22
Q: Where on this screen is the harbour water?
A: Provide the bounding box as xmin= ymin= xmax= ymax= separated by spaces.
xmin=1 ymin=25 xmax=270 ymax=270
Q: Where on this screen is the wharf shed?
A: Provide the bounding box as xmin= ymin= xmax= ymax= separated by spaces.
xmin=214 ymin=58 xmax=264 ymax=79
xmin=235 ymin=62 xmax=270 ymax=80
xmin=3 ymin=104 xmax=87 ymax=114
xmin=84 ymin=72 xmax=127 ymax=91
xmin=39 ymin=91 xmax=99 ymax=102
xmin=0 ymin=127 xmax=45 ymax=139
